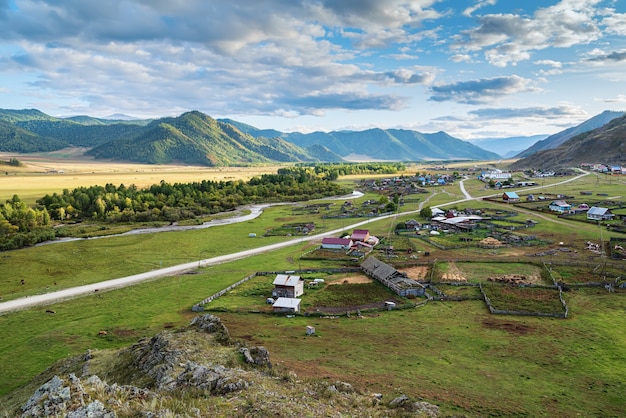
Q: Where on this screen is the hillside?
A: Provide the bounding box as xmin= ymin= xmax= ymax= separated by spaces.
xmin=7 ymin=315 xmax=436 ymax=417
xmin=88 ymin=111 xmax=340 ymax=165
xmin=516 ymin=110 xmax=624 ymax=158
xmin=221 ymin=119 xmax=499 ymax=161
xmin=511 ymin=114 xmax=626 ymax=169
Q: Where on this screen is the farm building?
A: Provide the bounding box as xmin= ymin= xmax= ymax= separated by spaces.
xmin=431 ymin=207 xmax=445 ymax=217
xmin=321 ymin=237 xmax=353 ymax=250
xmin=272 ymin=274 xmax=304 ymax=298
xmin=361 ymin=256 xmax=425 ymax=297
xmin=502 ymin=191 xmax=520 ymax=202
xmin=272 ymin=297 xmax=301 ymax=313
xmin=549 ymin=200 xmax=572 ymax=213
xmin=404 ymin=219 xmax=421 ymax=230
xmin=351 ymin=229 xmax=370 ymax=242
xmin=587 ymin=207 xmax=614 ymax=221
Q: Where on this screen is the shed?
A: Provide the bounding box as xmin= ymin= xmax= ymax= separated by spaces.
xmin=502 ymin=191 xmax=520 ymax=202
xmin=272 ymin=274 xmax=304 ymax=298
xmin=272 ymin=297 xmax=301 ymax=313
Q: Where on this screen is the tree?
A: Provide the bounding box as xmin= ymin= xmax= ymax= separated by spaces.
xmin=419 ymin=206 xmax=432 ymax=219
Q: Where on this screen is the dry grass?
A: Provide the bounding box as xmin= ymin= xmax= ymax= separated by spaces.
xmin=0 ymin=150 xmax=281 ymax=203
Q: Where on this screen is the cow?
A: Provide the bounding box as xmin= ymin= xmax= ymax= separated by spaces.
xmin=97 ymin=330 xmax=107 ymax=336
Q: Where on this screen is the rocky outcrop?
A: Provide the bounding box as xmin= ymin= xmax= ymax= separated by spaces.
xmin=15 ymin=316 xmax=441 ymax=417
xmin=239 ymin=346 xmax=271 ymax=368
xmin=190 ymin=313 xmax=230 ymax=343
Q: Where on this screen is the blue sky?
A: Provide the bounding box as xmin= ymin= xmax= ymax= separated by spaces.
xmin=0 ymin=0 xmax=625 ymax=139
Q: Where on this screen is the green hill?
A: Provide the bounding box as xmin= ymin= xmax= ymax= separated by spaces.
xmin=87 ymin=111 xmax=337 ymax=166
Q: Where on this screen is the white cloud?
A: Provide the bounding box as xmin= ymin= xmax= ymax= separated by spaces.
xmin=451 ymin=0 xmax=605 ymax=66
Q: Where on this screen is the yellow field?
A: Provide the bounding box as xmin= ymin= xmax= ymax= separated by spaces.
xmin=0 ymin=151 xmax=281 ymax=204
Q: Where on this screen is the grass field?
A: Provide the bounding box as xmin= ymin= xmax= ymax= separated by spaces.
xmin=1 ymin=159 xmax=625 ymax=417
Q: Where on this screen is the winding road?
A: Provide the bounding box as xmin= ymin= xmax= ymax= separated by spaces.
xmin=0 ymin=173 xmax=589 ymax=315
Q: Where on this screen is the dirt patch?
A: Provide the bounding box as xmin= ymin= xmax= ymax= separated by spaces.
xmin=329 ymin=274 xmax=373 ymax=285
xmin=311 ymin=301 xmax=399 ymax=314
xmin=482 ymin=318 xmax=534 ymax=335
xmin=111 ymin=328 xmax=141 ymax=337
xmin=399 ymin=265 xmax=429 ymax=280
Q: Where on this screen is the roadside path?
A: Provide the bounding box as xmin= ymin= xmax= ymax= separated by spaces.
xmin=0 ymin=173 xmax=589 ymax=314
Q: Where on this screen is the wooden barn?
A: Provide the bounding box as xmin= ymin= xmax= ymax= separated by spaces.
xmin=360 ymin=256 xmax=425 ymax=297
xmin=272 ymin=274 xmax=304 ymax=298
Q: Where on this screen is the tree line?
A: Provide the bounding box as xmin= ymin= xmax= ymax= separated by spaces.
xmin=0 ymin=167 xmax=355 ymax=250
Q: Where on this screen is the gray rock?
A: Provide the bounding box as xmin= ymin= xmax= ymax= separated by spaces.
xmin=175 ymin=361 xmax=250 ymax=394
xmin=389 ymin=394 xmax=410 ymax=408
xmin=66 ymin=400 xmax=115 ymax=418
xmin=239 ymin=346 xmax=271 ymax=368
xmin=190 ymin=314 xmax=230 ymax=343
xmin=410 ymin=401 xmax=440 ymax=417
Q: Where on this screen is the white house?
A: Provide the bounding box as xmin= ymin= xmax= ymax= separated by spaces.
xmin=549 ymin=200 xmax=572 ymax=213
xmin=321 ymin=237 xmax=353 ymax=250
xmin=272 ymin=297 xmax=301 ymax=313
xmin=272 ymin=274 xmax=304 ymax=298
xmin=587 ymin=207 xmax=614 ymax=221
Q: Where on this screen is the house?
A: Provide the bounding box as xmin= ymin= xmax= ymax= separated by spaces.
xmin=321 ymin=237 xmax=353 ymax=250
xmin=404 ymin=219 xmax=421 ymax=230
xmin=351 ymin=229 xmax=370 ymax=242
xmin=481 ymin=170 xmax=512 ymax=180
xmin=549 ymin=200 xmax=572 ymax=213
xmin=272 ymin=297 xmax=301 ymax=313
xmin=502 ymin=191 xmax=520 ymax=202
xmin=272 ymin=274 xmax=304 ymax=298
xmin=587 ymin=207 xmax=614 ymax=221
xmin=431 ymin=207 xmax=445 ymax=217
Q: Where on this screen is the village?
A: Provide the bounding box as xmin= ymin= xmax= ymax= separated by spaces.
xmin=196 ymin=168 xmax=626 ymax=319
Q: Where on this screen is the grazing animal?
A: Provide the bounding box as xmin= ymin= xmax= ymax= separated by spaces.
xmin=45 ymin=309 xmax=55 ymax=314
xmin=20 ymin=279 xmax=25 ymax=285
xmin=97 ymin=330 xmax=107 ymax=336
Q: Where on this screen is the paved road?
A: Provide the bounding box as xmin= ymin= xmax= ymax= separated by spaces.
xmin=0 ymin=174 xmax=588 ymax=314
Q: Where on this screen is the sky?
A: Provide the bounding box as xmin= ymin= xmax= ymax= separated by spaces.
xmin=0 ymin=0 xmax=625 ymax=140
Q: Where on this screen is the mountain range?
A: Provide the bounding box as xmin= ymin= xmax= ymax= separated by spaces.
xmin=0 ymin=108 xmax=499 ymax=165
xmin=0 ymin=108 xmax=624 ymax=167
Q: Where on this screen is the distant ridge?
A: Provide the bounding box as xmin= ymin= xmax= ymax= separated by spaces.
xmin=516 ymin=110 xmax=625 ymax=158
xmin=219 ymin=119 xmax=499 ymax=161
xmin=511 ymin=114 xmax=626 ymax=169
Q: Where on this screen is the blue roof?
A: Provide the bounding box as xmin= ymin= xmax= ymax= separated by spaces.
xmin=504 ymin=192 xmax=519 ymax=198
xmin=588 ymin=206 xmax=609 ymax=216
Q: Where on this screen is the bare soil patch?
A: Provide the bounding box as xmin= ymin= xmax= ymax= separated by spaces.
xmin=399 ymin=265 xmax=429 ymax=280
xmin=329 ymin=274 xmax=373 ymax=285
xmin=482 ymin=318 xmax=535 ymax=335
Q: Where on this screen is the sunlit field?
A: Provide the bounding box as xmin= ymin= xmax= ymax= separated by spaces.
xmin=0 ymin=151 xmax=281 ymax=204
